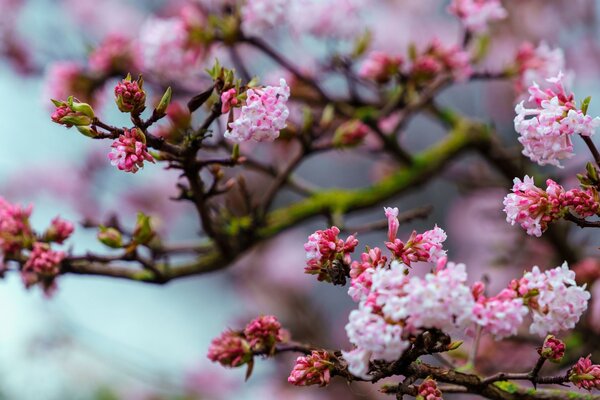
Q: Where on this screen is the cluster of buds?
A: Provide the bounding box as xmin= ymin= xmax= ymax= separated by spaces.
xmin=97 ymin=213 xmax=156 ymax=252
xmin=288 ymin=350 xmax=334 ymax=387
xmin=108 ymin=128 xmax=155 ymax=173
xmin=358 ymin=51 xmax=403 ymax=83
xmin=538 ymin=335 xmax=565 ymax=362
xmin=384 ymin=208 xmax=447 ymax=266
xmin=503 ymin=175 xmax=600 ymax=236
xmin=114 ymin=74 xmax=146 ymax=114
xmin=416 ymin=378 xmax=443 ymax=400
xmin=0 ymin=198 xmax=73 ymax=296
xmin=207 ymin=315 xmax=287 ymax=372
xmin=569 ymin=355 xmax=600 ymax=390
xmin=333 ymin=119 xmax=370 ymax=148
xmin=304 ymin=226 xmax=358 ymax=285
xmin=408 ymin=39 xmax=472 ymax=83
xmin=50 ymin=96 xmax=96 ymax=136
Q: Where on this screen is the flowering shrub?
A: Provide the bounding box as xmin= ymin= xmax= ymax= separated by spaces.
xmin=3 ymin=0 xmax=600 ymax=398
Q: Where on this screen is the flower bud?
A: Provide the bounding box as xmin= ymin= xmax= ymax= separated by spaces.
xmin=114 ymin=74 xmax=146 ymax=114
xmin=156 ymin=87 xmax=172 ymax=116
xmin=97 ymin=226 xmax=123 ymax=248
xmin=538 ymin=335 xmax=565 ymax=362
xmin=207 ymin=330 xmax=253 ymax=368
xmin=67 ymin=96 xmax=95 ymax=119
xmin=333 ymin=120 xmax=370 ymax=148
xmin=244 ymin=315 xmax=285 ymax=355
xmin=416 ymin=378 xmax=443 ymax=400
xmin=288 ymin=351 xmax=333 ymax=387
xmin=569 ymin=355 xmax=600 ymax=390
xmin=44 ymin=217 xmax=74 ymax=244
xmin=132 ymin=212 xmax=155 ymax=246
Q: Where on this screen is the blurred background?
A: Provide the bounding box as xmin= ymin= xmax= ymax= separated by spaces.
xmin=1 ymin=0 xmax=600 ymax=399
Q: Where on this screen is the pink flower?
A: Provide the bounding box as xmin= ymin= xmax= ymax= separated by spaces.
xmin=333 ymin=120 xmax=370 ymax=147
xmin=410 ymin=39 xmax=472 ymax=83
xmin=225 ymin=79 xmax=290 ymax=143
xmin=0 ymin=197 xmax=33 ymax=253
xmin=45 ymin=217 xmax=74 ymax=244
xmin=43 ymin=62 xmax=95 ymax=106
xmin=538 ymin=335 xmax=565 ymax=362
xmin=515 ymin=72 xmax=600 ymax=167
xmin=384 ymin=207 xmax=399 ymax=242
xmin=243 ymin=315 xmax=285 ymax=353
xmin=569 ymin=355 xmax=600 ymax=390
xmin=114 ymin=77 xmax=146 ymax=114
xmin=341 ymin=348 xmax=372 ymax=380
xmin=207 ymin=330 xmax=252 ymax=368
xmin=503 ymin=176 xmax=566 ymax=237
xmin=385 ymin=225 xmax=447 ymax=266
xmin=358 ymin=52 xmax=402 ymax=83
xmin=563 ymin=188 xmax=600 ymax=218
xmin=88 ymin=33 xmax=141 ymax=74
xmin=472 ymin=287 xmax=528 ymax=339
xmin=221 ymin=88 xmax=239 ymax=114
xmin=241 ymin=0 xmax=287 ymax=36
xmin=108 ymin=128 xmax=155 ymax=173
xmin=514 ymin=42 xmax=565 ymax=96
xmin=23 ymin=242 xmax=64 ymax=275
xmin=448 ymin=0 xmax=507 ymax=33
xmin=304 ymin=226 xmax=358 ymax=283
xmin=516 ymin=263 xmax=590 ymax=336
xmin=348 ymin=247 xmax=387 ymax=302
xmin=288 ymin=350 xmax=333 ymax=387
xmin=417 ymin=378 xmax=443 ymax=400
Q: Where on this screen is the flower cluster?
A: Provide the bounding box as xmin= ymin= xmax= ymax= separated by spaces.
xmin=538 ymin=335 xmax=565 ymax=362
xmin=333 ymin=119 xmax=370 ymax=147
xmin=358 ymin=52 xmax=403 ymax=83
xmin=304 ymin=226 xmax=358 ymax=284
xmin=448 ymin=0 xmax=507 ymax=33
xmin=503 ymin=176 xmax=600 ymax=236
xmin=288 ymin=351 xmax=333 ymax=387
xmin=0 ymin=197 xmax=73 ymax=295
xmin=409 ymin=39 xmax=472 ymax=83
xmin=472 ymin=284 xmax=528 ymax=339
xmin=50 ymin=96 xmax=95 ymax=128
xmin=343 ymin=260 xmax=474 ymax=379
xmin=88 ymin=33 xmax=141 ymax=75
xmin=225 ymin=79 xmax=290 ymax=143
xmin=207 ymin=315 xmax=286 ymax=368
xmin=569 ymin=355 xmax=600 ymax=391
xmin=416 ymin=378 xmax=443 ymax=400
xmin=114 ymin=75 xmax=146 ymax=114
xmin=514 ymin=42 xmax=565 ymax=97
xmin=514 ymin=72 xmax=600 ymax=167
xmin=108 ymin=128 xmax=155 ymax=173
xmin=513 ymin=263 xmax=590 ymax=336
xmin=385 ymin=207 xmax=447 ymax=266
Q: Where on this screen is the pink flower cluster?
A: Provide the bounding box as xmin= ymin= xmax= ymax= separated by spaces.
xmin=22 ymin=242 xmax=65 ymax=289
xmin=417 ymin=378 xmax=443 ymax=400
xmin=448 ymin=0 xmax=507 ymax=33
xmin=221 ymin=88 xmax=239 ymax=114
xmin=569 ymin=355 xmax=600 ymax=390
xmin=409 ymin=39 xmax=472 ymax=83
xmin=108 ymin=128 xmax=155 ymax=173
xmin=385 ymin=207 xmax=447 ymax=266
xmin=514 ymin=72 xmax=600 ymax=167
xmin=45 ymin=217 xmax=74 ymax=244
xmin=538 ymin=335 xmax=565 ymax=362
xmin=208 ymin=315 xmax=286 ymax=367
xmin=514 ymin=42 xmax=565 ymax=97
xmin=472 ymin=283 xmax=528 ymax=339
xmin=0 ymin=197 xmax=32 ymax=253
xmin=88 ymin=33 xmax=141 ymax=74
xmin=343 ymin=260 xmax=475 ymax=379
xmin=503 ymin=176 xmax=566 ymax=237
xmin=304 ymin=226 xmax=358 ymax=283
xmin=503 ymin=176 xmax=600 ymax=236
xmin=513 ymin=263 xmax=590 ymax=337
xmin=43 ymin=62 xmax=92 ymax=106
xmin=288 ymin=350 xmax=333 ymax=387
xmin=114 ymin=77 xmax=146 ymax=114
xmin=358 ymin=52 xmax=403 ymax=83
xmin=225 ymin=79 xmax=290 ymax=143
xmin=333 ymin=120 xmax=370 ymax=147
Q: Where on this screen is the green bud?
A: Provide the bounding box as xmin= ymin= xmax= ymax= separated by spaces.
xmin=76 ymin=125 xmax=97 ymax=137
xmin=132 ymin=212 xmax=155 ymax=246
xmin=60 ymin=115 xmax=93 ymax=127
xmin=581 ymin=96 xmax=592 ymax=116
xmin=67 ymin=96 xmax=95 ymax=119
xmin=352 ymin=29 xmax=372 ymax=58
xmin=447 ymin=340 xmax=464 ymax=351
xmin=586 ymin=162 xmax=599 ymax=182
xmin=156 ymin=87 xmax=172 ymax=116
xmin=232 ymin=143 xmax=240 ymax=160
xmin=98 ymin=226 xmax=123 ymax=248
